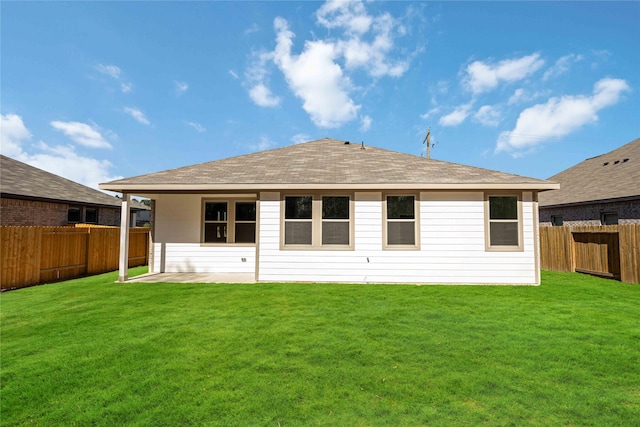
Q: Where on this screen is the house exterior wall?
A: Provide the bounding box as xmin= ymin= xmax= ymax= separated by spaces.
xmin=539 ymin=199 xmax=640 ymax=226
xmin=258 ymin=191 xmax=537 ymax=284
xmin=149 ymin=191 xmax=539 ymax=284
xmin=0 ymin=197 xmax=120 ymax=226
xmin=151 ymin=194 xmax=256 ymax=274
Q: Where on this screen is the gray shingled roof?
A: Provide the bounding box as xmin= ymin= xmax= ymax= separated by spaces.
xmin=101 ymin=138 xmax=558 ymax=192
xmin=1 ymin=155 xmax=122 ymax=207
xmin=539 ymin=138 xmax=640 ymax=207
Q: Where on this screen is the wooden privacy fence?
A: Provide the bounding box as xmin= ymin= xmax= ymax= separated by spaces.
xmin=540 ymin=224 xmax=640 ymax=284
xmin=1 ymin=225 xmax=150 ymax=290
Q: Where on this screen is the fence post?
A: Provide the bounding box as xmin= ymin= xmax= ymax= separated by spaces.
xmin=619 ymin=224 xmax=640 ymax=284
xmin=568 ymin=226 xmax=576 ymax=273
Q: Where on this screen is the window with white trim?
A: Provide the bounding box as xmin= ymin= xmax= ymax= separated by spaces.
xmin=385 ymin=195 xmax=418 ymax=248
xmin=283 ymin=194 xmax=352 ymax=248
xmin=203 ymin=199 xmax=256 ymax=244
xmin=487 ymin=195 xmax=522 ymax=250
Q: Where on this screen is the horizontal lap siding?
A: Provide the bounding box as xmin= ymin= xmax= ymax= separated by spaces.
xmin=258 ymin=192 xmax=537 ymax=284
xmin=153 ymin=243 xmax=255 ymax=273
xmin=153 ymin=194 xmax=256 ymax=274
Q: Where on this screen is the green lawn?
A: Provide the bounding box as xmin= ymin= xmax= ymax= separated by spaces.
xmin=1 ymin=269 xmax=639 ymax=426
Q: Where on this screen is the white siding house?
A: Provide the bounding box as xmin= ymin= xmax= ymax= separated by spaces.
xmin=101 ymin=138 xmax=558 ymax=285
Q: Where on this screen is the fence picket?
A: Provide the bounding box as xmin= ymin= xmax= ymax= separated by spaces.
xmin=540 ymin=224 xmax=639 ymax=284
xmin=1 ymin=225 xmax=149 ymax=290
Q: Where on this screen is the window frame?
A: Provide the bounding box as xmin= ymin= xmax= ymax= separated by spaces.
xmin=85 ymin=207 xmax=98 ymax=224
xmin=551 ymin=215 xmax=563 ymax=226
xmin=382 ymin=193 xmax=420 ymax=250
xmin=600 ymin=212 xmax=618 ymax=225
xmin=280 ymin=192 xmax=354 ymax=250
xmin=201 ymin=197 xmax=257 ymax=246
xmin=67 ymin=206 xmax=82 ymax=223
xmin=484 ymin=192 xmax=524 ymax=252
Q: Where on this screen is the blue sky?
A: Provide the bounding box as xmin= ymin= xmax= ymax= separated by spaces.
xmin=2 ymin=1 xmax=638 ymax=191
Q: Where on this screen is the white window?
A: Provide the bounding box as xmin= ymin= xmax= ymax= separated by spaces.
xmin=282 ymin=194 xmax=352 ymax=249
xmin=203 ymin=199 xmax=256 ymax=244
xmin=486 ymin=194 xmax=523 ymax=251
xmin=384 ymin=195 xmax=419 ymax=249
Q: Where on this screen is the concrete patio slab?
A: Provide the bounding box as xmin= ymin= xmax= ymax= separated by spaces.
xmin=127 ymin=272 xmax=255 ymax=284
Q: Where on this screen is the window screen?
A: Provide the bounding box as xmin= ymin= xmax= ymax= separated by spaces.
xmin=386 ymin=196 xmax=416 ymax=247
xmin=488 ymin=196 xmax=519 ymax=247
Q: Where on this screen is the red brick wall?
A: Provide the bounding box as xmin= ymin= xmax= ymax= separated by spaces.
xmin=1 ymin=198 xmax=68 ymax=226
xmin=0 ymin=198 xmax=121 ymax=226
xmin=539 ymin=200 xmax=640 ymax=226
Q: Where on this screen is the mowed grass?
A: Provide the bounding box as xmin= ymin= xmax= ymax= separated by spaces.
xmin=1 ymin=269 xmax=639 ymax=426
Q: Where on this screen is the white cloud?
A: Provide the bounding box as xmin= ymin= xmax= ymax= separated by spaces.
xmin=0 ymin=114 xmax=32 ymax=156
xmin=360 ymin=115 xmax=372 ymax=131
xmin=20 ymin=143 xmax=122 ymax=190
xmin=464 ymin=53 xmax=545 ymax=94
xmin=50 ymin=120 xmax=112 ymax=149
xmin=244 ymin=0 xmax=412 ymax=128
xmin=249 ymin=83 xmax=281 ymax=107
xmin=250 ymin=135 xmax=277 ymax=152
xmin=175 ymin=80 xmax=189 ymax=95
xmin=229 ymin=70 xmax=239 ymax=79
xmin=420 ymin=106 xmax=441 ymax=120
xmin=272 ymin=17 xmax=359 ymax=128
xmin=1 ymin=114 xmax=121 ymax=190
xmin=473 ymin=105 xmax=502 ymax=127
xmin=96 ymin=63 xmax=132 ymax=94
xmin=543 ymin=54 xmax=584 ymax=81
xmin=184 ymin=121 xmax=206 ymax=132
xmin=508 ymin=88 xmax=526 ymax=105
xmin=439 ymin=103 xmax=473 ymax=127
xmin=291 ymin=133 xmax=311 ymax=144
xmin=497 ymin=78 xmax=630 ymax=153
xmin=244 ymin=23 xmax=260 ymax=35
xmin=123 ymin=107 xmax=151 ymax=125
xmin=96 ymin=64 xmax=121 ymax=79
xmin=318 ymin=2 xmax=409 ymax=78
xmin=316 ymin=0 xmax=372 ymax=35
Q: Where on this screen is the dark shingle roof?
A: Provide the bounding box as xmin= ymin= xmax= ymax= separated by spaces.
xmin=539 ymin=138 xmax=640 ymax=207
xmin=101 ymin=138 xmax=557 ymax=192
xmin=1 ymin=155 xmax=121 ymax=207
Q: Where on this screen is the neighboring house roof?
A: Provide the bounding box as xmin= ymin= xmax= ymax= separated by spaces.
xmin=101 ymin=138 xmax=558 ymax=192
xmin=539 ymin=138 xmax=640 ymax=208
xmin=131 ymin=199 xmax=151 ymax=211
xmin=0 ymin=155 xmax=122 ymax=208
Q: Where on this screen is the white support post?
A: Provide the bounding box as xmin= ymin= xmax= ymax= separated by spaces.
xmin=118 ymin=193 xmax=131 ymax=282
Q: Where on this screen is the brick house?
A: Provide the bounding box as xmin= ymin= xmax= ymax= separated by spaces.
xmin=539 ymin=138 xmax=640 ymax=226
xmin=0 ymin=155 xmax=148 ymax=226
